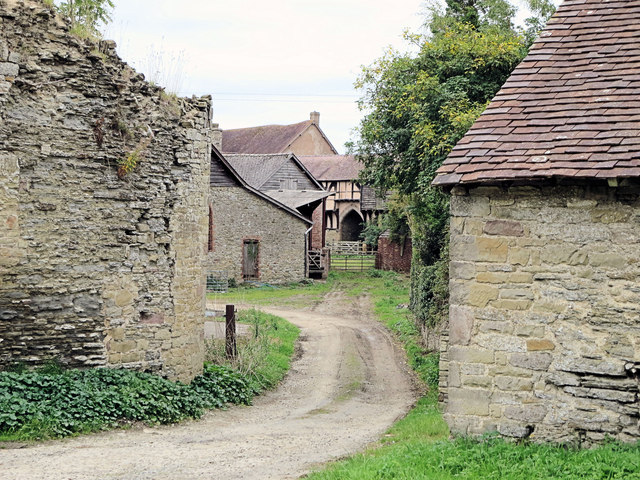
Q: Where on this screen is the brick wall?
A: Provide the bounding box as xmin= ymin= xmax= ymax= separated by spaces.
xmin=445 ymin=183 xmax=640 ymax=444
xmin=206 ymin=187 xmax=307 ymax=284
xmin=376 ymin=234 xmax=412 ymax=273
xmin=0 ymin=1 xmax=210 ymax=382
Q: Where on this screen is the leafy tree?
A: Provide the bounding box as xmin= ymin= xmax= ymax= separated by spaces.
xmin=352 ymin=0 xmax=555 ymax=326
xmin=57 ymin=0 xmax=114 ymax=38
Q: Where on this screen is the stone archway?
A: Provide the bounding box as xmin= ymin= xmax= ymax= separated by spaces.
xmin=340 ymin=209 xmax=364 ymax=241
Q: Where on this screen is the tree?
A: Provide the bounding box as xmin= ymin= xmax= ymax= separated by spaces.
xmin=57 ymin=0 xmax=115 ymax=38
xmin=352 ymin=0 xmax=555 ymax=326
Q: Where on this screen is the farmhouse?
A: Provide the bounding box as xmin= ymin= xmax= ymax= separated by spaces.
xmin=433 ymin=0 xmax=640 ymax=444
xmin=206 ymin=148 xmax=315 ymax=284
xmin=0 ymin=1 xmax=210 ymax=381
xmin=299 ymin=155 xmax=386 ymax=245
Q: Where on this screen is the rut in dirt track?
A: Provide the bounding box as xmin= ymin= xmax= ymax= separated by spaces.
xmin=1 ymin=291 xmax=420 ymax=480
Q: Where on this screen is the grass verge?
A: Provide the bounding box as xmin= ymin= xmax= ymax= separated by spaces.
xmin=0 ymin=310 xmax=298 ymax=442
xmin=304 ymin=271 xmax=640 ymax=479
xmin=205 ymin=308 xmax=300 ymax=393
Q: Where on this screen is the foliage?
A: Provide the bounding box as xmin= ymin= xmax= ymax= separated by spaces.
xmin=57 ymin=0 xmax=115 ymax=39
xmin=523 ymin=0 xmax=558 ymax=45
xmin=360 ymin=221 xmax=384 ymax=248
xmin=351 ymin=0 xmax=552 ymax=337
xmin=410 ymin=243 xmax=449 ymax=328
xmin=308 ymin=420 xmax=640 ymax=480
xmin=359 ymin=195 xmax=411 ymax=248
xmin=204 ymin=309 xmax=300 ymax=393
xmin=0 ymin=365 xmax=253 ymax=441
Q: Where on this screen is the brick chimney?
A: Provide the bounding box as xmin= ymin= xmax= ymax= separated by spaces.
xmin=310 ymin=111 xmax=320 ymax=125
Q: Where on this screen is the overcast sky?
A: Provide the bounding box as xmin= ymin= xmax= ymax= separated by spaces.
xmin=103 ymin=1 xmax=542 ymax=154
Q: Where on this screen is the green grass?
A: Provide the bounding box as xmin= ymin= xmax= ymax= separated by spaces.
xmin=205 ymin=308 xmax=300 ymax=392
xmin=301 ymin=272 xmax=640 ymax=480
xmin=209 ymin=278 xmax=333 ymax=308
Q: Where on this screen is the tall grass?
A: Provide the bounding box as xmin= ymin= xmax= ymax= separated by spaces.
xmin=205 ymin=309 xmax=299 ymax=393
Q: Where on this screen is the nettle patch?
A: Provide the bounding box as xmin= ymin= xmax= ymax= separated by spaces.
xmin=0 ymin=365 xmax=252 ymax=440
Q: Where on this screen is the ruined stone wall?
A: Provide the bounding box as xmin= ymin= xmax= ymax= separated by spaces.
xmin=445 ymin=184 xmax=640 ymax=444
xmin=0 ymin=1 xmax=211 ymax=382
xmin=206 ymin=187 xmax=307 ymax=284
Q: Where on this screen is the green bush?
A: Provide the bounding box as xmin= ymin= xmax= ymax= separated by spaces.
xmin=0 ymin=364 xmax=254 ymax=440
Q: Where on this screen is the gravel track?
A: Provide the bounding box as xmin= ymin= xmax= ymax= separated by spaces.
xmin=1 ymin=291 xmax=419 ymax=480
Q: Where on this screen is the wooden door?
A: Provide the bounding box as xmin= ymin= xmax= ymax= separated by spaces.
xmin=242 ymin=240 xmax=259 ymax=279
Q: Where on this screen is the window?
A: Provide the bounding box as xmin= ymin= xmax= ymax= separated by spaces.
xmin=208 ymin=204 xmax=214 ymax=252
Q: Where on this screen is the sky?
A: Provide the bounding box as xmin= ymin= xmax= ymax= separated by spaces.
xmin=102 ymin=1 xmax=545 ymax=154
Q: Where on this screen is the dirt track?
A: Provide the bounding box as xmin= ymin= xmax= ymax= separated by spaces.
xmin=0 ymin=291 xmax=419 ymax=480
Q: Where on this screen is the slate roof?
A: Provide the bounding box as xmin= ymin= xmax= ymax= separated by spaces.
xmin=211 ymin=148 xmax=312 ymax=225
xmin=266 ymin=190 xmax=332 ymax=210
xmin=298 ymin=155 xmax=363 ymax=181
xmin=224 ymin=154 xmax=290 ymax=189
xmin=433 ymin=0 xmax=640 ymax=186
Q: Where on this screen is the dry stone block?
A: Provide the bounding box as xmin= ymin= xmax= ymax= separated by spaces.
xmin=509 ymin=353 xmax=552 ymax=371
xmin=477 ymin=237 xmax=508 ymax=262
xmin=447 ymin=387 xmax=490 ymax=416
xmin=527 ymin=339 xmax=555 ymax=351
xmin=483 ymin=220 xmax=524 ymax=236
xmin=468 ymin=284 xmax=499 ymax=307
xmin=449 ymin=305 xmax=474 ymax=345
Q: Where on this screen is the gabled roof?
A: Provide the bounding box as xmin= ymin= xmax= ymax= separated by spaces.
xmin=222 ymin=121 xmax=311 ymax=154
xmin=265 ymin=190 xmax=332 ymax=210
xmin=211 ymin=147 xmax=312 ymax=225
xmin=224 ymin=153 xmax=290 ymax=189
xmin=433 ymin=0 xmax=640 ymax=187
xmin=298 ymin=155 xmax=363 ymax=181
xmin=221 ymin=120 xmax=338 ymax=155
xmin=224 ymin=153 xmax=325 ymax=191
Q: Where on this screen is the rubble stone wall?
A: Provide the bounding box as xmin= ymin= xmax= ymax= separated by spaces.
xmin=0 ymin=0 xmax=210 ymax=382
xmin=206 ymin=187 xmax=307 ymax=284
xmin=445 ymin=183 xmax=640 ymax=444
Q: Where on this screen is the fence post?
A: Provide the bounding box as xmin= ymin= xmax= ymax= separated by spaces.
xmin=225 ymin=304 xmax=237 ymax=359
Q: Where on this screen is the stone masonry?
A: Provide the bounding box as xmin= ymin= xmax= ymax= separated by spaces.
xmin=0 ymin=1 xmax=211 ymax=382
xmin=444 ymin=183 xmax=640 ymax=444
xmin=206 ymin=186 xmax=307 ymax=284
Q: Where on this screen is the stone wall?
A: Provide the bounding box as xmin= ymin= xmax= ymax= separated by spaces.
xmin=376 ymin=234 xmax=412 ymax=273
xmin=0 ymin=1 xmax=211 ymax=382
xmin=206 ymin=187 xmax=307 ymax=284
xmin=445 ymin=183 xmax=640 ymax=444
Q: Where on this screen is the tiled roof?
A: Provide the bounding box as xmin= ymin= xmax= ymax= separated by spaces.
xmin=433 ymin=0 xmax=640 ymax=186
xmin=221 ymin=121 xmax=311 ymax=154
xmin=211 ymin=148 xmax=312 ymax=225
xmin=224 ymin=154 xmax=290 ymax=189
xmin=298 ymin=155 xmax=363 ymax=181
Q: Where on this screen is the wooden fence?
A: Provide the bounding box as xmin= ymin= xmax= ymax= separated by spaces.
xmin=326 ymin=241 xmax=377 ymax=271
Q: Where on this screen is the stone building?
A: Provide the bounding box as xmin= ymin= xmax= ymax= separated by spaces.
xmin=0 ymin=1 xmax=210 ymax=381
xmin=206 ymin=148 xmax=313 ymax=284
xmin=432 ymin=0 xmax=640 ymax=444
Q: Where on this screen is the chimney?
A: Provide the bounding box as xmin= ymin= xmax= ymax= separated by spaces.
xmin=310 ymin=111 xmax=320 ymax=125
xmin=211 ymin=123 xmax=222 ymax=150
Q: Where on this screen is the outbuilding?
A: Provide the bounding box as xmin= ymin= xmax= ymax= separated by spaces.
xmin=433 ymin=0 xmax=640 ymax=444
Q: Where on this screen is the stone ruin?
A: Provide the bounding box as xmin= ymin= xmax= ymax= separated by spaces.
xmin=0 ymin=0 xmax=211 ymax=382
